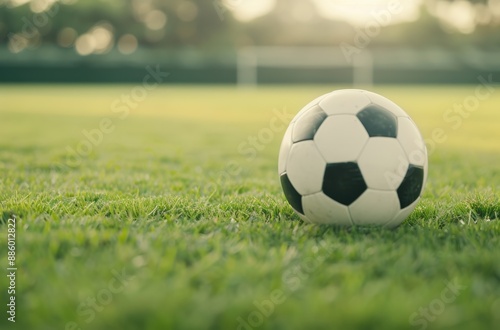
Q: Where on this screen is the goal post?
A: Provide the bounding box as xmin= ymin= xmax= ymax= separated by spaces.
xmin=237 ymin=46 xmax=373 ymax=87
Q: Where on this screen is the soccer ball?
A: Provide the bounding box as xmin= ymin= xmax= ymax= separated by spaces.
xmin=278 ymin=89 xmax=428 ymax=227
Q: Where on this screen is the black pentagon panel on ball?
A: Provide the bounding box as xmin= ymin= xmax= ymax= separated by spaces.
xmin=323 ymin=162 xmax=367 ymax=206
xmin=397 ymin=165 xmax=424 ymax=209
xmin=280 ymin=173 xmax=304 ymax=214
xmin=357 ymin=105 xmax=398 ymax=138
xmin=292 ymin=105 xmax=328 ymax=143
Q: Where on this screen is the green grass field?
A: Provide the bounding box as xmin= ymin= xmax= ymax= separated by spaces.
xmin=1 ymin=85 xmax=500 ymax=330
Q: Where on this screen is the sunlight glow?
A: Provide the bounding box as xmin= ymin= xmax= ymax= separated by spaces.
xmin=313 ymin=0 xmax=422 ymax=25
xmin=225 ymin=0 xmax=276 ymax=22
xmin=228 ymin=0 xmax=422 ymax=25
xmin=434 ymin=0 xmax=476 ymax=34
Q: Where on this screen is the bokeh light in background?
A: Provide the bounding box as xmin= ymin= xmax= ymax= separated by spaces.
xmin=0 ymin=0 xmax=499 ymax=83
xmin=117 ymin=34 xmax=138 ymax=55
xmin=74 ymin=24 xmax=114 ymax=56
xmin=2 ymin=0 xmax=500 ymax=51
xmin=57 ymin=27 xmax=77 ymax=47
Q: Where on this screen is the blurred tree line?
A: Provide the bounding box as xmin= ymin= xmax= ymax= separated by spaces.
xmin=0 ymin=0 xmax=499 ymax=55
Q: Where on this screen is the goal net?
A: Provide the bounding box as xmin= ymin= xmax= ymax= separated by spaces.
xmin=236 ymin=46 xmax=373 ymax=87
